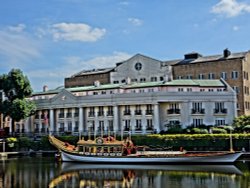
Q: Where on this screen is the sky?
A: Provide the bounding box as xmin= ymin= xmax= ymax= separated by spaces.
xmin=0 ymin=0 xmax=250 ymax=92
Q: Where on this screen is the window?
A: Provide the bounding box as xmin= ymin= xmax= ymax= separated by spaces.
xmin=178 ymin=88 xmax=184 ymax=92
xmin=221 ymin=72 xmax=227 ymax=80
xmin=135 ymin=119 xmax=142 ymax=130
xmin=151 ymin=77 xmax=157 ymax=82
xmin=215 ymin=119 xmax=225 ymax=126
xmin=135 ymin=105 xmax=141 ymax=115
xmin=146 ymin=119 xmax=153 ymax=130
xmin=124 ymin=120 xmax=131 ymax=131
xmin=135 ymin=62 xmax=142 ymax=71
xmin=177 ymin=76 xmax=183 ymax=79
xmin=192 ymin=102 xmax=204 ymax=114
xmin=244 ymin=86 xmax=250 ymax=95
xmin=108 ymin=120 xmax=113 ymax=131
xmin=231 ymin=71 xmax=238 ymax=79
xmin=131 ymin=78 xmax=137 ymax=82
xmin=215 ymin=102 xmax=226 ymax=113
xmin=89 ymin=107 xmax=95 ymax=117
xmin=98 ymin=106 xmax=104 ymax=116
xmin=93 ymin=92 xmax=98 ymax=95
xmin=160 ymin=76 xmax=164 ymax=81
xmin=233 ymin=86 xmax=240 ymax=94
xmin=192 ymin=119 xmax=203 ymax=127
xmin=113 ymin=80 xmax=119 ymax=84
xmin=146 ymin=105 xmax=153 ymax=115
xmin=200 ymin=88 xmax=205 ymax=92
xmin=124 ymin=105 xmax=130 ymax=115
xmin=140 ymin=78 xmax=146 ymax=82
xmin=98 ymin=121 xmax=104 ymax=131
xmin=208 ymin=73 xmax=215 ymax=79
xmin=198 ymin=74 xmax=205 ymax=79
xmin=187 ymin=75 xmax=193 ymax=79
xmin=187 ymin=88 xmax=192 ymax=92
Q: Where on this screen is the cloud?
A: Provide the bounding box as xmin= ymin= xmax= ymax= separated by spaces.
xmin=51 ymin=22 xmax=106 ymax=42
xmin=0 ymin=25 xmax=40 ymax=67
xmin=29 ymin=52 xmax=132 ymax=91
xmin=7 ymin=24 xmax=26 ymax=33
xmin=233 ymin=25 xmax=239 ymax=31
xmin=128 ymin=18 xmax=143 ymax=26
xmin=211 ymin=0 xmax=250 ymax=17
xmin=64 ymin=51 xmax=132 ymax=73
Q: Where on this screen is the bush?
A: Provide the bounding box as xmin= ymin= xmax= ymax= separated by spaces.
xmin=190 ymin=128 xmax=208 ymax=134
xmin=211 ymin=128 xmax=227 ymax=134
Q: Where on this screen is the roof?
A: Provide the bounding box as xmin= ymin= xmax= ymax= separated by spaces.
xmin=32 ymin=79 xmax=225 ymax=96
xmin=69 ymin=67 xmax=114 ymax=77
xmin=164 ymin=79 xmax=225 ymax=87
xmin=172 ymin=51 xmax=248 ymax=65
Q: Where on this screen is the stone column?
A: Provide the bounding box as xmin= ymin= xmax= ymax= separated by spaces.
xmin=49 ymin=109 xmax=54 ymax=134
xmin=113 ymin=105 xmax=119 ymax=133
xmin=79 ymin=107 xmax=83 ymax=133
xmin=153 ymin=103 xmax=160 ymax=132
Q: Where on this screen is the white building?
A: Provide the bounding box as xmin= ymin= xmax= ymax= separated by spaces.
xmin=21 ymin=78 xmax=237 ymax=136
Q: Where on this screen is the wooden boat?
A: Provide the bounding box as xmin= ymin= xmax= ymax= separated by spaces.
xmin=48 ymin=135 xmax=242 ymax=164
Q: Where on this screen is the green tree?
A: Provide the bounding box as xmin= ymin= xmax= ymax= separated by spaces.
xmin=0 ymin=69 xmax=36 ymax=135
xmin=232 ymin=115 xmax=250 ymax=131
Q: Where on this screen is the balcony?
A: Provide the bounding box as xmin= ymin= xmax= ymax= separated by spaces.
xmin=107 ymin=111 xmax=113 ymax=116
xmin=123 ymin=110 xmax=131 ymax=116
xmin=146 ymin=110 xmax=153 ymax=115
xmin=135 ymin=110 xmax=142 ymax=115
xmin=214 ymin=109 xmax=227 ymax=114
xmin=66 ymin=113 xmax=72 ymax=118
xmin=167 ymin=109 xmax=181 ymax=114
xmin=191 ymin=109 xmax=205 ymax=114
xmin=88 ymin=112 xmax=95 ymax=117
xmin=59 ymin=128 xmax=65 ymax=132
xmin=58 ymin=113 xmax=64 ymax=118
xmin=98 ymin=111 xmax=104 ymax=116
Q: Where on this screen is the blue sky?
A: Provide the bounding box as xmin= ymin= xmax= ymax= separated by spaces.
xmin=0 ymin=0 xmax=250 ymax=91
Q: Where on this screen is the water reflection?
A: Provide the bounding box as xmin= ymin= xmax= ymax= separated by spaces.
xmin=1 ymin=157 xmax=250 ymax=188
xmin=50 ymin=163 xmax=243 ymax=188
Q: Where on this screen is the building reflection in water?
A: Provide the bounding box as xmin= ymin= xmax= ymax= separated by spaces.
xmin=1 ymin=157 xmax=250 ymax=188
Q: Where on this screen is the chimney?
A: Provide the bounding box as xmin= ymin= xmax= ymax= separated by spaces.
xmin=94 ymin=80 xmax=100 ymax=87
xmin=184 ymin=52 xmax=202 ymax=60
xmin=43 ymin=85 xmax=48 ymax=92
xmin=223 ymin=48 xmax=231 ymax=58
xmin=126 ymin=77 xmax=131 ymax=85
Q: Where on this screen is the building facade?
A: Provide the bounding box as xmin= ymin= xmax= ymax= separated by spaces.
xmin=170 ymin=49 xmax=250 ymax=116
xmin=22 ymin=79 xmax=236 ymax=136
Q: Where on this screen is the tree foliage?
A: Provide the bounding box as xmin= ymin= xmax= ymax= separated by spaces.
xmin=0 ymin=69 xmax=36 ymax=128
xmin=233 ymin=115 xmax=250 ymax=130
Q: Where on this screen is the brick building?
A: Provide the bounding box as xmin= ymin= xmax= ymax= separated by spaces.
xmin=170 ymin=49 xmax=250 ymax=116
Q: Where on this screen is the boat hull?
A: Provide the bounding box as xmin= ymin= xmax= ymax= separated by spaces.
xmin=60 ymin=150 xmax=242 ymax=164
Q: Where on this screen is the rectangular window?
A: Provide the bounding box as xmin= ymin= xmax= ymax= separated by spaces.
xmin=124 ymin=120 xmax=130 ymax=131
xmin=135 ymin=119 xmax=142 ymax=130
xmin=198 ymin=74 xmax=205 ymax=79
xmin=215 ymin=119 xmax=225 ymax=126
xmin=178 ymin=88 xmax=184 ymax=92
xmin=108 ymin=120 xmax=113 ymax=131
xmin=140 ymin=78 xmax=146 ymax=82
xmin=187 ymin=75 xmax=193 ymax=79
xmin=192 ymin=119 xmax=203 ymax=127
xmin=208 ymin=73 xmax=215 ymax=79
xmin=233 ymin=86 xmax=240 ymax=94
xmin=146 ymin=119 xmax=153 ymax=130
xmin=231 ymin=71 xmax=238 ymax=79
xmin=151 ymin=77 xmax=157 ymax=82
xmin=221 ymin=72 xmax=227 ymax=80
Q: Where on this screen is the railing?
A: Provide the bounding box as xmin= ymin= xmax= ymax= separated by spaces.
xmin=167 ymin=109 xmax=181 ymax=114
xmin=123 ymin=111 xmax=131 ymax=115
xmin=98 ymin=111 xmax=104 ymax=116
xmin=107 ymin=111 xmax=113 ymax=116
xmin=145 ymin=110 xmax=153 ymax=115
xmin=214 ymin=109 xmax=227 ymax=114
xmin=135 ymin=110 xmax=142 ymax=115
xmin=191 ymin=109 xmax=205 ymax=114
xmin=88 ymin=112 xmax=95 ymax=117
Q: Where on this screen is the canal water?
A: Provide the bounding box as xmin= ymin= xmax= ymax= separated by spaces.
xmin=1 ymin=157 xmax=250 ymax=188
